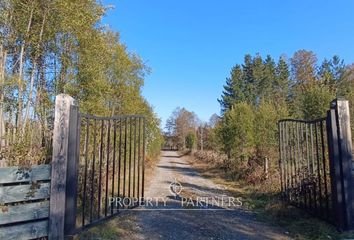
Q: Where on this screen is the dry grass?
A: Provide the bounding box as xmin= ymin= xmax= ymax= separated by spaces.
xmin=189 ymin=151 xmax=354 ymax=240
xmin=76 ymin=212 xmax=141 ymax=240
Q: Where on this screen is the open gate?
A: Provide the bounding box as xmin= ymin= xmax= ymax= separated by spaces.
xmin=0 ymin=94 xmax=146 ymax=240
xmin=278 ymin=99 xmax=354 ymax=230
xmin=73 ymin=114 xmax=146 ymax=232
xmin=48 ymin=95 xmax=146 ymax=238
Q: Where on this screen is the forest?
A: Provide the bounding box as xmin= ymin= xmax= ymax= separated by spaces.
xmin=0 ymin=0 xmax=163 ymax=166
xmin=2 ymin=0 xmax=354 ymax=190
xmin=166 ymin=50 xmax=354 ymax=185
xmin=1 ymin=1 xmax=354 ymax=239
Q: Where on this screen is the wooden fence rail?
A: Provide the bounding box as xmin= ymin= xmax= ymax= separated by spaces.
xmin=0 ymin=94 xmax=77 ymax=240
xmin=0 ymin=164 xmax=51 ymax=239
xmin=0 ymin=94 xmax=146 ymax=239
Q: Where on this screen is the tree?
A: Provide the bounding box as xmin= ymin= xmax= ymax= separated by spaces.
xmin=300 ymin=84 xmax=334 ymax=120
xmin=208 ymin=113 xmax=220 ymax=128
xmin=218 ymin=64 xmax=244 ymax=112
xmin=274 ymin=56 xmax=290 ymax=105
xmin=254 ymin=100 xmax=281 ymax=159
xmin=243 ymin=54 xmax=257 ymax=105
xmin=165 ymin=107 xmax=198 ymax=150
xmin=318 ymin=55 xmax=345 ymax=93
xmin=0 ymin=0 xmax=162 ymax=164
xmin=290 ymin=50 xmax=318 ymax=88
xmin=218 ymin=102 xmax=255 ymax=159
xmin=259 ymin=55 xmax=276 ymax=101
xmin=185 ymin=132 xmax=196 ymax=150
xmin=288 ymin=51 xmax=345 ymax=120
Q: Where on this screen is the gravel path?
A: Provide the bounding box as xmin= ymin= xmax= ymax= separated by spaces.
xmin=124 ymin=151 xmax=290 ymax=240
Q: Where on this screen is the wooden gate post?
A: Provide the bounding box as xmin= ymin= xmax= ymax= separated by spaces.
xmin=49 ymin=94 xmax=79 ymax=240
xmin=328 ymin=99 xmax=354 ymax=230
xmin=64 ymin=103 xmax=80 ymax=238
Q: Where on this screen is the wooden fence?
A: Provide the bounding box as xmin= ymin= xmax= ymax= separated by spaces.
xmin=0 ymin=165 xmax=51 ymax=239
xmin=0 ymin=94 xmax=75 ymax=240
xmin=0 ymin=94 xmax=146 ymax=239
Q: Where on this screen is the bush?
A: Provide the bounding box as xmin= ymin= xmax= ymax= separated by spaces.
xmin=218 ymin=102 xmax=255 ymax=159
xmin=193 ymin=150 xmax=227 ymax=164
xmin=301 ymin=84 xmax=334 ymax=120
xmin=185 ymin=131 xmax=196 ymax=150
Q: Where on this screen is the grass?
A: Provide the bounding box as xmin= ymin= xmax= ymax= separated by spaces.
xmin=188 ymin=154 xmax=354 ymax=240
xmin=75 ymin=213 xmax=141 ymax=240
xmin=74 ymin=160 xmax=161 ymax=240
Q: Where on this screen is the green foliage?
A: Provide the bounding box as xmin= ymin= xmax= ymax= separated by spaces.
xmin=165 ymin=107 xmax=198 ymax=150
xmin=300 ymin=85 xmax=334 ymax=120
xmin=259 ymin=55 xmax=276 ymax=101
xmin=290 ymin=50 xmax=318 ymax=87
xmin=218 ymin=54 xmax=287 ymax=113
xmin=185 ymin=131 xmax=196 ymax=150
xmin=289 ymin=50 xmax=344 ymax=119
xmin=218 ymin=65 xmax=245 ymax=112
xmin=0 ymin=1 xmax=162 ymax=165
xmin=215 ymin=50 xmax=352 ymax=184
xmin=274 ymin=56 xmax=290 ymax=104
xmin=254 ymin=100 xmax=279 ymax=156
xmin=218 ymin=102 xmax=254 ymax=159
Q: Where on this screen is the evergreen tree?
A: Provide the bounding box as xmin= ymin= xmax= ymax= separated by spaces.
xmin=243 ymin=54 xmax=257 ymax=105
xmin=260 ymin=55 xmax=276 ymax=101
xmin=274 ymin=56 xmax=290 ymax=105
xmin=252 ymin=54 xmax=264 ymax=103
xmin=318 ymin=55 xmax=345 ymax=94
xmin=218 ymin=64 xmax=244 ymax=113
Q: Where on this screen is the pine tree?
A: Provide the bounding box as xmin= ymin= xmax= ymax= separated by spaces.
xmin=243 ymin=54 xmax=257 ymax=105
xmin=319 ymin=55 xmax=345 ymax=94
xmin=252 ymin=54 xmax=264 ymax=103
xmin=260 ymin=55 xmax=276 ymax=101
xmin=218 ymin=64 xmax=244 ymax=113
xmin=274 ymin=56 xmax=290 ymax=105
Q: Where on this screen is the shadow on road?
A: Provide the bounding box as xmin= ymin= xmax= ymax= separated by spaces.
xmin=157 ymin=165 xmax=199 ymax=177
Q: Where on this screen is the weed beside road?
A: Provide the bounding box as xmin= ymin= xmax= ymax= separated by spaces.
xmin=189 ymin=151 xmax=354 ymax=240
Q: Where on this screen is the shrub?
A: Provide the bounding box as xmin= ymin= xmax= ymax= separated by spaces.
xmin=185 ymin=131 xmax=196 ymax=150
xmin=218 ymin=102 xmax=255 ymax=159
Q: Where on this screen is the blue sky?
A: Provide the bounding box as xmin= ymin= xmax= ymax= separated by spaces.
xmin=102 ymin=0 xmax=354 ymax=128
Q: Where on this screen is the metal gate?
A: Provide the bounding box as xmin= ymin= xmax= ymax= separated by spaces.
xmin=73 ymin=114 xmax=146 ymax=232
xmin=278 ymin=117 xmax=331 ymax=219
xmin=23 ymin=94 xmax=149 ymax=239
xmin=278 ymin=99 xmax=354 ymax=230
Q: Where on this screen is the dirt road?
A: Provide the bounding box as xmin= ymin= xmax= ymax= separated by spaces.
xmin=124 ymin=151 xmax=290 ymax=240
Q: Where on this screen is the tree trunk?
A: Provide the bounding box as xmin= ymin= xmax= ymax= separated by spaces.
xmin=0 ymin=45 xmax=7 ymax=148
xmin=23 ymin=60 xmax=37 ymax=131
xmin=17 ymin=4 xmax=34 ymax=129
xmin=23 ymin=11 xmax=46 ymax=132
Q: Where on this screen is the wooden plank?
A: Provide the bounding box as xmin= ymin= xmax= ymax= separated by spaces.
xmin=0 ymin=201 xmax=49 ymax=225
xmin=327 ymin=109 xmax=345 ymax=229
xmin=64 ymin=105 xmax=80 ymax=236
xmin=0 ymin=219 xmax=48 ymax=240
xmin=0 ymin=164 xmax=51 ymax=184
xmin=49 ymin=94 xmax=77 ymax=240
xmin=335 ymin=99 xmax=354 ymax=229
xmin=0 ymin=182 xmax=50 ymax=204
